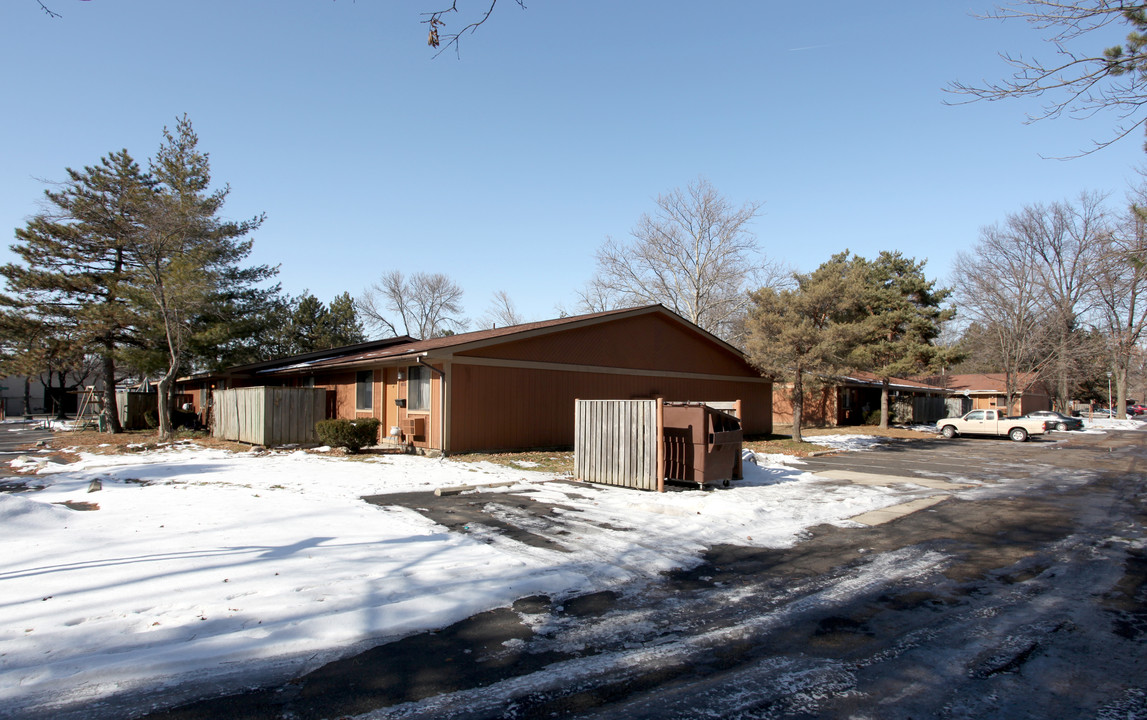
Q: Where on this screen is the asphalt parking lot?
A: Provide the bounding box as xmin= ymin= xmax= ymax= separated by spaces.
xmin=791 ymin=431 xmax=1103 ymax=484
xmin=140 ymin=428 xmax=1147 ymax=720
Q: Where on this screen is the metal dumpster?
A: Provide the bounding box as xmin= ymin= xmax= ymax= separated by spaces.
xmin=662 ymin=402 xmax=743 ymax=488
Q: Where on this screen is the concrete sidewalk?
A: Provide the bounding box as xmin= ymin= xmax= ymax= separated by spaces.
xmin=809 ymin=469 xmax=968 ymax=526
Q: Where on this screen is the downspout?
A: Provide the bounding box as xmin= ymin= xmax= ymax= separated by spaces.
xmin=417 ymin=355 xmax=446 ymax=453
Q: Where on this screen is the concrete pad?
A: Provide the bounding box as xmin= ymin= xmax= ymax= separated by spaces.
xmin=849 ymin=496 xmax=948 ymax=526
xmin=815 ymin=469 xmax=971 ymax=491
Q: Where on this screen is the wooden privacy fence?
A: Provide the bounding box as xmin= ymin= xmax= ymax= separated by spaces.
xmin=213 ymin=386 xmax=327 ymax=446
xmin=575 ymin=399 xmax=661 ymax=491
xmin=912 ymin=395 xmax=949 ymax=424
xmin=574 ymin=398 xmax=742 ymax=492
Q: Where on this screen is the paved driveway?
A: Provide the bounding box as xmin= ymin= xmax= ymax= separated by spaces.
xmin=0 ymin=421 xmax=55 ymax=489
xmin=792 ymin=432 xmax=1093 ymax=484
xmin=144 ymin=429 xmax=1147 ymax=720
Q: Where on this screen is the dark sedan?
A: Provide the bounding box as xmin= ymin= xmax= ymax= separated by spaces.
xmin=1022 ymin=410 xmax=1084 ymax=431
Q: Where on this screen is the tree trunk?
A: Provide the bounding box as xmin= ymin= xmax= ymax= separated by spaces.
xmin=101 ymin=346 xmax=122 ymax=433
xmin=156 ymin=369 xmax=177 ymax=441
xmin=1116 ymin=364 xmax=1129 ymax=419
xmin=22 ymin=377 xmax=31 ymax=417
xmin=52 ymin=370 xmax=69 ymax=420
xmin=1004 ymin=370 xmax=1017 ymax=416
xmin=880 ymin=378 xmax=890 ymax=429
xmin=1057 ymin=352 xmax=1070 ymax=414
xmin=791 ymin=372 xmax=804 ymax=444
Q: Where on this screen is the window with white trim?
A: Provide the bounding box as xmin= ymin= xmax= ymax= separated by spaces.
xmin=408 ymin=365 xmax=430 ymax=411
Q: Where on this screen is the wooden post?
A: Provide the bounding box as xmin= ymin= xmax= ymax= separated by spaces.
xmin=574 ymin=398 xmax=580 ymax=481
xmin=656 ymin=397 xmax=665 ymax=493
xmin=734 ymin=398 xmax=743 ymax=479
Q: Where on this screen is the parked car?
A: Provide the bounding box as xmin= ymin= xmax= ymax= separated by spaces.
xmin=936 ymin=409 xmax=1051 ymax=442
xmin=1021 ymin=410 xmax=1083 ymax=432
xmin=1084 ymin=408 xmax=1114 ymax=418
xmin=1128 ymin=404 xmax=1147 ymax=416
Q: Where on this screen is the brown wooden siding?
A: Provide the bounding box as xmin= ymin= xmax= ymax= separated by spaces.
xmin=448 ymin=362 xmax=771 ymax=453
xmin=177 ymin=379 xmax=212 ymax=427
xmin=458 ymin=313 xmax=756 ymax=377
xmin=970 ymin=392 xmax=1050 ymax=415
xmin=771 ymin=384 xmax=837 ymax=427
xmin=311 ymin=370 xmax=357 ymax=420
xmin=373 ymin=362 xmax=445 ymax=447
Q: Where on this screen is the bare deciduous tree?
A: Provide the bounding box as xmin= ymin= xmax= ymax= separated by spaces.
xmin=583 ymin=176 xmax=773 ymax=342
xmin=949 ymin=1 xmax=1147 ymax=154
xmin=952 ymin=222 xmax=1057 ymax=415
xmin=423 ymin=0 xmax=525 ymax=56
xmin=1093 ymin=187 xmax=1147 ymax=416
xmin=35 ymin=0 xmax=61 ymax=18
xmin=36 ymin=1 xmax=524 ymax=58
xmin=1015 ymin=193 xmax=1108 ymax=410
xmin=357 ymin=271 xmax=468 ymax=340
xmin=481 ymin=290 xmax=524 ymax=329
xmin=574 ymin=280 xmax=621 ymax=315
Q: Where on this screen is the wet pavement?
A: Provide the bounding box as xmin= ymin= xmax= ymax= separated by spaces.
xmin=0 ymin=421 xmax=55 ymax=490
xmin=133 ymin=429 xmax=1147 ymax=720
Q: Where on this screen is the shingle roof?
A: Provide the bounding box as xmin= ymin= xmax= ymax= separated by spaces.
xmin=931 ymin=373 xmax=1044 ymax=394
xmin=255 ymin=305 xmax=664 ymax=374
xmin=836 ymin=370 xmax=947 ymax=392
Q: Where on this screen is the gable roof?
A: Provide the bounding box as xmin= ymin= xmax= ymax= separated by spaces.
xmin=177 ymin=336 xmax=418 ymax=382
xmin=252 ymin=305 xmax=749 ymax=376
xmin=928 ymin=373 xmax=1045 ymax=395
xmin=835 ymin=370 xmax=947 ymax=392
xmin=228 ymin=336 xmax=416 ymax=374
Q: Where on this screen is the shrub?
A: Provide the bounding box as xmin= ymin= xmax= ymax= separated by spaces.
xmin=315 ymin=418 xmax=381 ymax=453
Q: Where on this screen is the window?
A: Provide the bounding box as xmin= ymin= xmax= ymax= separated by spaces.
xmin=355 ymin=370 xmax=373 ymax=410
xmin=966 ymin=410 xmax=985 ymax=421
xmin=408 ymin=365 xmax=430 ymax=411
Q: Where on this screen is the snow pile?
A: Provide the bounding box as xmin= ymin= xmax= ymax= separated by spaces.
xmin=0 ymin=492 xmax=73 ymax=529
xmin=1082 ymin=416 xmax=1146 ymax=431
xmin=0 ymin=434 xmax=1034 ymax=715
xmin=800 ymin=434 xmax=889 ymax=452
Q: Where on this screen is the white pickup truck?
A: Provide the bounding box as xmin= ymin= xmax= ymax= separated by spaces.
xmin=936 ymin=409 xmax=1052 ymax=442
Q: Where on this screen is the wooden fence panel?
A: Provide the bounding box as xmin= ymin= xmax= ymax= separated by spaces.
xmin=574 ymin=399 xmax=658 ymax=491
xmin=575 ymin=398 xmax=744 ymax=492
xmin=945 ymin=397 xmax=969 ymax=418
xmin=913 ymin=395 xmax=949 ymax=424
xmin=214 ymin=387 xmax=326 ymax=445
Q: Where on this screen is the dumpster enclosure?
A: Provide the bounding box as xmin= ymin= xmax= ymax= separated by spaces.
xmin=574 ymin=398 xmax=743 ymax=492
xmin=213 ymin=386 xmax=327 ymax=446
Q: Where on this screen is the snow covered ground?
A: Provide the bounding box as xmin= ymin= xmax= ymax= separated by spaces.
xmin=0 ymin=423 xmax=1140 ymax=716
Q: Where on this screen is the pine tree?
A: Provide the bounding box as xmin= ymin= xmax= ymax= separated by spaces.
xmin=849 ymin=252 xmax=956 ymax=428
xmin=326 ymin=291 xmax=366 ymax=347
xmin=0 ymin=308 xmax=48 ymax=416
xmin=2 ymin=150 xmax=153 ymax=432
xmin=3 ymin=118 xmax=276 ymax=435
xmin=129 ymin=116 xmax=268 ymax=439
xmin=282 ymin=291 xmax=367 ymax=355
xmin=744 ymin=255 xmax=867 ymax=443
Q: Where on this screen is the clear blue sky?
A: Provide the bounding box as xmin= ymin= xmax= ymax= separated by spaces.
xmin=1 ymin=1 xmax=1140 ymax=329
